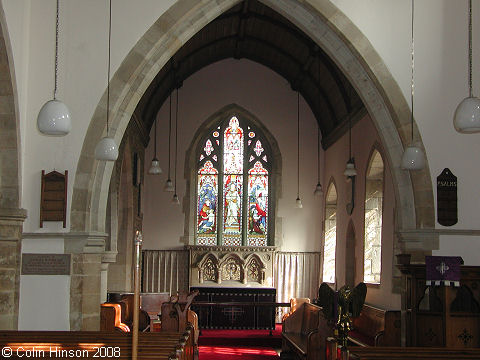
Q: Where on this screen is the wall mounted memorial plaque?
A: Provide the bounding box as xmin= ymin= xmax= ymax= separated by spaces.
xmin=40 ymin=170 xmax=67 ymax=227
xmin=437 ymin=168 xmax=457 ymax=226
xmin=22 ymin=254 xmax=71 ymax=275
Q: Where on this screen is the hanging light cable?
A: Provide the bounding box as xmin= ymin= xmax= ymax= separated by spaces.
xmin=295 ymin=92 xmax=303 ymax=208
xmin=454 ymin=0 xmax=480 ymax=132
xmin=172 ymin=87 xmax=180 ymax=204
xmin=95 ymin=0 xmax=118 ymax=161
xmin=148 ymin=113 xmax=162 ymax=174
xmin=314 ymin=54 xmax=323 ymax=196
xmin=401 ymin=0 xmax=425 ymax=170
xmin=164 ymin=93 xmax=174 ymax=191
xmin=37 ymin=0 xmax=71 ymax=135
xmin=314 ymin=125 xmax=323 ymax=196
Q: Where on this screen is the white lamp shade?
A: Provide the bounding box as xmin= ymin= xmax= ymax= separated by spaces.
xmin=148 ymin=158 xmax=162 ymax=175
xmin=164 ymin=179 xmax=174 ymax=192
xmin=295 ymin=197 xmax=303 ymax=208
xmin=314 ymin=182 xmax=323 ymax=196
xmin=37 ymin=99 xmax=71 ymax=135
xmin=95 ymin=136 xmax=118 ymax=161
xmin=401 ymin=145 xmax=425 ymax=170
xmin=344 ymin=161 xmax=357 ymax=177
xmin=453 ymin=96 xmax=480 ymax=133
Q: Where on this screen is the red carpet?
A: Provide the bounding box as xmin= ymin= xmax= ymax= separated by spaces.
xmin=198 ymin=325 xmax=281 ymax=359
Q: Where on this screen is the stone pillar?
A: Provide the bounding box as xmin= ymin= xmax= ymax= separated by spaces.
xmin=65 ymin=232 xmax=107 ymax=331
xmin=100 ymin=251 xmax=117 ymax=303
xmin=0 ymin=208 xmax=27 ymax=330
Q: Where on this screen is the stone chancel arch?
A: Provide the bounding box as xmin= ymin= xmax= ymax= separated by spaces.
xmin=72 ymin=0 xmax=433 ymax=240
xmin=69 ymin=0 xmax=435 ymax=328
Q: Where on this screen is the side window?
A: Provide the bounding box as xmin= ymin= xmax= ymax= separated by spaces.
xmin=363 ymin=149 xmax=384 ymax=284
xmin=322 ymin=182 xmax=337 ymax=283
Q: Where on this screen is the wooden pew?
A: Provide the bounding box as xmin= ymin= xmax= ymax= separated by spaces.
xmin=348 ymin=346 xmax=480 ymax=359
xmin=282 ymin=302 xmax=332 ymax=360
xmin=0 ymin=329 xmax=194 ymax=360
xmin=101 ymin=293 xmax=169 ymax=332
xmin=100 ymin=303 xmax=131 ymax=332
xmin=141 ymin=292 xmax=171 ymax=330
xmin=348 ymin=304 xmax=400 ymax=347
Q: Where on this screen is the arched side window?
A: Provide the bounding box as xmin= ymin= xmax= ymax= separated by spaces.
xmin=363 ymin=149 xmax=384 ymax=284
xmin=196 ymin=115 xmax=272 ymax=246
xmin=322 ymin=181 xmax=337 ymax=283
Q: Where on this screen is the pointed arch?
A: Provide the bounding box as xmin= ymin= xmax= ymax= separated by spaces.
xmin=322 ymin=178 xmax=337 ymax=284
xmin=71 ymin=0 xmax=434 ymax=244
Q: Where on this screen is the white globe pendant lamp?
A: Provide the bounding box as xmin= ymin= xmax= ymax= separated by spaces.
xmin=454 ymin=0 xmax=480 ymax=133
xmin=37 ymin=0 xmax=71 ymax=136
xmin=95 ymin=136 xmax=118 ymax=161
xmin=401 ymin=0 xmax=425 ymax=171
xmin=401 ymin=145 xmax=425 ymax=170
xmin=95 ymin=0 xmax=118 ymax=161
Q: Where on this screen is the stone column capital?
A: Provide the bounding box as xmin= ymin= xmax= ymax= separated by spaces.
xmin=0 ymin=208 xmax=27 ymax=223
xmin=64 ymin=231 xmax=108 ymax=254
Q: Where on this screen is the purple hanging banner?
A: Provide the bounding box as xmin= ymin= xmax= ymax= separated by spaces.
xmin=425 ymin=255 xmax=463 ymax=286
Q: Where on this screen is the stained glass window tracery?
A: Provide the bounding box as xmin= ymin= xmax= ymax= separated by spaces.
xmin=195 ymin=115 xmax=272 ymax=247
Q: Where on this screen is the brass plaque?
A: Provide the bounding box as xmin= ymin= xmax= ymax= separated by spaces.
xmin=21 ymin=254 xmax=71 ymax=275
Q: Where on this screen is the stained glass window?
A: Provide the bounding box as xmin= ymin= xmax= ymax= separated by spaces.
xmin=247 ymin=162 xmax=268 ymax=246
xmin=322 ymin=183 xmax=337 ymax=283
xmin=197 ymin=161 xmax=218 ymax=246
xmin=364 ymin=150 xmax=384 ymax=284
xmin=195 ymin=115 xmax=272 ymax=247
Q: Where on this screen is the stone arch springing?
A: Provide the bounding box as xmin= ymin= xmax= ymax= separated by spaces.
xmin=71 ymin=0 xmax=435 ymax=256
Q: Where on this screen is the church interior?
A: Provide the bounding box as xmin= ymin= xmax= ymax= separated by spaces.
xmin=1 ymin=0 xmax=480 ymax=358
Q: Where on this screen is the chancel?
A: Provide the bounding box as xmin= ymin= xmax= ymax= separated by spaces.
xmin=1 ymin=0 xmax=480 ymax=359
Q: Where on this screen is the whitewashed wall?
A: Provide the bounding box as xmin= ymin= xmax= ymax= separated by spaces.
xmin=18 ymin=237 xmax=70 ymax=330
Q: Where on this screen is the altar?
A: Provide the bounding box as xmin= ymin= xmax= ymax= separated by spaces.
xmin=187 ymin=245 xmax=277 ymax=329
xmin=191 ymin=286 xmax=276 ymax=329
